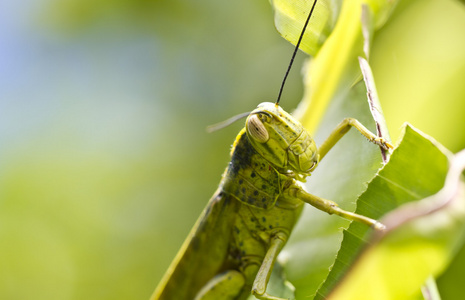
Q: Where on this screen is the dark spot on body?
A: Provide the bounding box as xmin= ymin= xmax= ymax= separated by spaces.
xmin=253 ymin=191 xmax=259 ymax=196
xmin=242 ymin=188 xmax=246 ymax=193
xmin=239 ymin=179 xmax=243 ymax=184
xmin=262 ymin=217 xmax=266 ymax=222
xmin=262 ymin=197 xmax=267 ymax=202
xmin=261 ymin=185 xmax=266 ymax=189
xmin=251 ymin=172 xmax=256 ymax=178
xmin=229 ymin=133 xmax=255 ymax=175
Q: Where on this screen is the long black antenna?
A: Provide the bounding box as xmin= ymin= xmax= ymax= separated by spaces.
xmin=275 ymin=0 xmax=318 ymax=105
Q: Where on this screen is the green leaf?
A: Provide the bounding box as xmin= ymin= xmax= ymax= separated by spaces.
xmin=282 ymin=117 xmax=465 ymax=299
xmin=274 ymin=0 xmax=398 ymax=134
xmin=269 ymin=1 xmax=460 ymax=298
xmin=270 ymin=0 xmax=339 ymax=56
xmin=315 ymin=124 xmax=452 ymax=299
xmin=326 ymin=129 xmax=465 ymax=299
xmin=272 ymin=3 xmax=465 ymax=296
xmin=271 ymin=0 xmax=398 ymax=58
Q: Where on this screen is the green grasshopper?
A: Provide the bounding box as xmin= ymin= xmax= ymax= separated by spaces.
xmin=151 ymin=1 xmax=392 ymax=299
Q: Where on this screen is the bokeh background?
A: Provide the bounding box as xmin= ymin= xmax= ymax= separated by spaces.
xmin=1 ymin=0 xmax=464 ymax=299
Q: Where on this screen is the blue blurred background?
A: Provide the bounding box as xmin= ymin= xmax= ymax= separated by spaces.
xmin=0 ymin=1 xmax=305 ymax=299
xmin=1 ymin=0 xmax=464 ymax=299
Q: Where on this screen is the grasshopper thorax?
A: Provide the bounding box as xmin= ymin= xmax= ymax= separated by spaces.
xmin=245 ymin=102 xmax=318 ymax=180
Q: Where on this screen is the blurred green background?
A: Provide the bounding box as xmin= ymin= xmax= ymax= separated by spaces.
xmin=1 ymin=0 xmax=464 ymax=299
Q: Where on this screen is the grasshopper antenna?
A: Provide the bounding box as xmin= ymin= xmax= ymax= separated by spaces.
xmin=275 ymin=0 xmax=318 ymax=105
xmin=208 ymin=0 xmax=318 ymax=132
xmin=206 ymin=111 xmax=251 ymax=133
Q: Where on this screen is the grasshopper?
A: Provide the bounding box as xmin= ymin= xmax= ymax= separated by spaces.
xmin=151 ymin=1 xmax=392 ymax=299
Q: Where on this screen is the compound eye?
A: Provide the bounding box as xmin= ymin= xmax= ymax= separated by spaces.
xmin=257 ymin=112 xmax=271 ymax=123
xmin=247 ymin=114 xmax=269 ymax=143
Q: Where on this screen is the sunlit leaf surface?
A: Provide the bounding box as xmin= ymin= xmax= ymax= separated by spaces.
xmin=327 ymin=129 xmax=465 ymax=300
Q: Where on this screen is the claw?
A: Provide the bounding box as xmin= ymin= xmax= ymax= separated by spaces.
xmin=373 ymin=221 xmax=386 ymax=231
xmin=372 ymin=137 xmax=394 ymax=150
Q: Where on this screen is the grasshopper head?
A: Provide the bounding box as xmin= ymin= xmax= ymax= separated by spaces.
xmin=245 ymin=102 xmax=318 ymax=179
